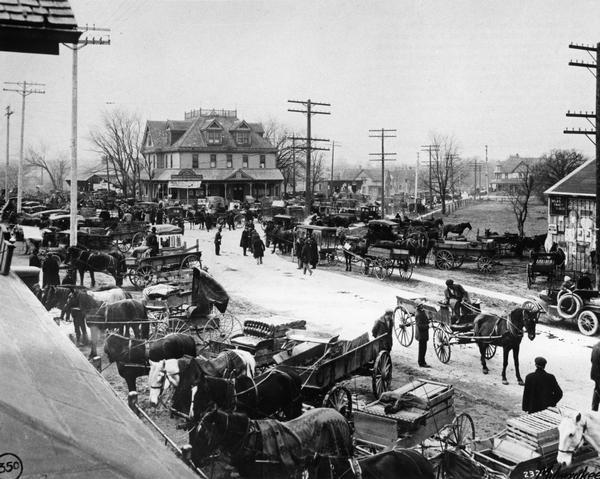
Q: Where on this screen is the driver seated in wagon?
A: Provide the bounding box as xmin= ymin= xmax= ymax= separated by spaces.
xmin=443 ymin=279 xmax=470 ymax=324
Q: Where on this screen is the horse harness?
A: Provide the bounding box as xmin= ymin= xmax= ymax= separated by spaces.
xmin=558 ymin=424 xmax=586 ymax=456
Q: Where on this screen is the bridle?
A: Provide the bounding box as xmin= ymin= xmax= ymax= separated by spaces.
xmin=150 ymin=359 xmax=180 ymax=398
xmin=558 ymin=427 xmax=586 ymax=456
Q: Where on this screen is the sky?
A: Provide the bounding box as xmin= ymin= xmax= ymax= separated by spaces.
xmin=1 ymin=0 xmax=600 ymax=171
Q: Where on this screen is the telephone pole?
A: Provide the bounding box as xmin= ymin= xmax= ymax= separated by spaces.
xmin=469 ymin=159 xmax=483 ymax=198
xmin=414 ymin=152 xmax=419 ymax=209
xmin=564 ymin=41 xmax=600 ymax=286
xmin=63 ymin=26 xmax=111 ymax=246
xmin=329 ymin=140 xmax=341 ymax=199
xmin=485 ymin=145 xmax=489 ymax=195
xmin=288 ymin=99 xmax=330 ymax=213
xmin=4 ymin=106 xmax=13 ymax=199
xmin=369 ymin=128 xmax=397 ymax=218
xmin=421 ymin=144 xmax=440 ymax=202
xmin=3 ymin=82 xmax=45 ymax=213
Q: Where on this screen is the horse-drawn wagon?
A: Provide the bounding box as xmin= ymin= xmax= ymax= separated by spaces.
xmin=295 ymin=224 xmax=341 ymax=265
xmin=273 ymin=329 xmax=393 ymax=415
xmin=75 ymin=221 xmax=147 ymax=252
xmin=362 ymin=245 xmax=414 ymax=280
xmin=433 ymin=238 xmax=498 ymax=273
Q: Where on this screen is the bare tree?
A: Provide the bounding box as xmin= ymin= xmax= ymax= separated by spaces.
xmin=509 ymin=165 xmax=535 ymax=238
xmin=310 ymin=152 xmax=326 ymax=195
xmin=25 ymin=143 xmax=70 ymax=192
xmin=263 ymin=119 xmax=305 ymax=194
xmin=532 ymin=149 xmax=586 ymax=201
xmin=421 ymin=133 xmax=465 ymax=214
xmin=90 ymin=109 xmax=142 ymax=198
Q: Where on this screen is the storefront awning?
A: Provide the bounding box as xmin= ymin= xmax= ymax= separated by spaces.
xmin=168 ymin=180 xmax=202 ymax=189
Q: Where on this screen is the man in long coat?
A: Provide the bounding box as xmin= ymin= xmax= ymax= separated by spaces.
xmin=42 ymin=254 xmax=60 ymax=287
xmin=239 ymin=226 xmax=250 ymax=256
xmin=591 ymin=340 xmax=600 ymax=411
xmin=415 ymin=301 xmax=431 ymax=368
xmin=372 ymin=309 xmax=394 ymax=352
xmin=522 ymin=357 xmax=563 ymax=414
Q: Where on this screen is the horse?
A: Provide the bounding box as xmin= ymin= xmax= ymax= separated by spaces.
xmin=338 ymin=449 xmax=435 ymax=479
xmin=189 ymin=408 xmax=353 ymax=479
xmin=473 ymin=305 xmax=542 ymax=385
xmin=104 ymin=333 xmax=149 ymax=392
xmin=41 ymin=285 xmax=80 ymax=321
xmin=557 ymin=411 xmax=600 ymax=467
xmin=443 ymin=222 xmax=472 ymax=238
xmin=158 ymin=351 xmax=256 ymax=409
xmin=172 ymin=358 xmax=298 ymax=421
xmin=66 ymin=245 xmax=125 ymax=287
xmin=270 ymin=226 xmax=293 ymax=254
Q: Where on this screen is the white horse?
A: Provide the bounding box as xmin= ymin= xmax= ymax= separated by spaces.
xmin=147 ymin=349 xmax=256 ymax=407
xmin=557 ymin=410 xmax=600 ymax=466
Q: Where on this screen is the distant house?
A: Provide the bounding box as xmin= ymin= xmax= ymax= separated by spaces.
xmin=544 ymin=159 xmax=596 ymax=274
xmin=66 ymin=173 xmax=118 ymax=193
xmin=490 ymin=154 xmax=541 ymax=194
xmin=141 ymin=108 xmax=282 ymax=203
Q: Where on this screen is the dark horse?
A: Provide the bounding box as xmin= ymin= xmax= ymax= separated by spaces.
xmin=474 ymin=305 xmax=542 ymax=385
xmin=189 ymin=408 xmax=353 ymax=479
xmin=172 ymin=357 xmax=302 ymax=421
xmin=443 ymin=222 xmax=472 ymax=238
xmin=66 ymin=245 xmax=125 ymax=287
xmin=104 ymin=333 xmax=149 ymax=392
xmin=339 ymin=449 xmax=435 ymax=479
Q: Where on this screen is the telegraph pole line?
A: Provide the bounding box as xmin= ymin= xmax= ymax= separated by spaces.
xmin=288 ymin=99 xmax=330 ymax=213
xmin=63 ymin=26 xmax=111 ymax=246
xmin=421 ymin=144 xmax=440 ymax=203
xmin=329 ymin=140 xmax=341 ymax=199
xmin=565 ymin=41 xmax=600 ymax=286
xmin=4 ymin=106 xmax=13 ymax=200
xmin=3 ymin=81 xmax=45 ymax=213
xmin=369 ymin=128 xmax=397 ymax=218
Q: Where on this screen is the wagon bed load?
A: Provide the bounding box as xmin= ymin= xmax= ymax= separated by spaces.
xmin=353 ymin=379 xmax=455 ymax=449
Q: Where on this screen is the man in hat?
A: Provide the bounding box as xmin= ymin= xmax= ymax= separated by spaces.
xmin=214 ymin=227 xmax=223 ymax=256
xmin=444 ymin=279 xmax=470 ymax=323
xmin=415 ymin=300 xmax=431 ymax=368
xmin=522 ymin=357 xmax=563 ymax=414
xmin=560 ymin=275 xmax=575 ymax=293
xmin=372 ymin=309 xmax=394 ymax=352
xmin=146 ymin=226 xmax=159 ymax=257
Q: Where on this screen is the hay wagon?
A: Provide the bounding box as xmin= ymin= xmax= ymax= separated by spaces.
xmin=273 ymin=330 xmax=393 ymax=417
xmin=433 ymin=238 xmax=498 ymax=273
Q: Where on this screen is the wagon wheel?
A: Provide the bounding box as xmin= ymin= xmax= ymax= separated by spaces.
xmin=527 ymin=264 xmax=533 ymax=288
xmin=447 ymin=413 xmax=476 ymax=450
xmin=477 ymin=256 xmax=494 ymax=274
xmin=179 ymin=254 xmax=201 ymax=280
xmin=433 ymin=326 xmax=451 ymax=363
xmin=484 ymin=343 xmax=497 ymax=360
xmin=578 ymin=310 xmax=600 ymax=336
xmin=322 ymin=385 xmax=353 ymax=419
xmin=195 ymin=316 xmax=222 ymax=348
xmin=131 ymin=265 xmax=154 ymax=289
xmin=393 ymin=305 xmax=414 ymax=347
xmin=398 ymin=258 xmax=413 ymax=280
xmin=114 ymin=239 xmax=132 ymax=253
xmin=384 ymin=259 xmax=394 ymax=278
xmin=215 ymin=312 xmax=243 ymax=340
xmin=372 ymin=350 xmax=392 ymax=398
xmin=452 ymin=256 xmax=464 ymax=268
xmin=435 ymin=250 xmax=454 ymax=270
xmin=131 ymin=231 xmax=146 ymax=249
xmin=164 ymin=317 xmax=192 ymax=335
xmin=375 ymin=259 xmax=393 ymax=281
xmin=326 ymin=252 xmax=336 ymax=265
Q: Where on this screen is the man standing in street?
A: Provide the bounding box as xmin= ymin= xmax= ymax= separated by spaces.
xmin=591 ymin=340 xmax=600 ymax=411
xmin=522 ymin=357 xmax=563 ymax=414
xmin=145 ymin=227 xmax=159 ymax=257
xmin=214 ymin=227 xmax=222 ymax=256
xmin=240 ymin=226 xmax=250 ymax=256
xmin=372 ymin=309 xmax=394 ymax=352
xmin=415 ymin=301 xmax=431 ymax=368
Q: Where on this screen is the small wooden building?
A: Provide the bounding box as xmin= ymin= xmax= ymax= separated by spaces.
xmin=544 ymin=159 xmax=596 ymax=274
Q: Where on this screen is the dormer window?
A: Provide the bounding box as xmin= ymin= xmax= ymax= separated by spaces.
xmin=236 ymin=131 xmax=250 ymax=145
xmin=207 ymin=130 xmax=221 ymax=145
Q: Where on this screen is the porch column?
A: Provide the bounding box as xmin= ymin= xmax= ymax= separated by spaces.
xmin=224 ymin=183 xmax=227 ymax=200
xmin=249 ymin=182 xmax=253 ymax=199
xmin=264 ymin=182 xmax=267 ymax=198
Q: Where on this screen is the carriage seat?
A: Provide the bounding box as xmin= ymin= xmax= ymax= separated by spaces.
xmin=230 ymin=320 xmax=275 ymax=351
xmin=449 ymin=322 xmax=474 ymax=332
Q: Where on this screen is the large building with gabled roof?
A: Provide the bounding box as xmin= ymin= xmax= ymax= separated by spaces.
xmin=141 ymin=108 xmax=282 ymax=202
xmin=544 ymin=158 xmax=596 ymax=274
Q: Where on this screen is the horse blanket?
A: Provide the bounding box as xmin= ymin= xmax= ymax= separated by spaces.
xmin=190 ymin=266 xmax=229 ymax=315
xmin=255 ymin=408 xmax=352 ymax=471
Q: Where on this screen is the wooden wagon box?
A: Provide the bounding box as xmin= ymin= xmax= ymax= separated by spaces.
xmin=366 ymin=246 xmax=393 ymax=258
xmin=353 ymin=380 xmax=454 ymax=448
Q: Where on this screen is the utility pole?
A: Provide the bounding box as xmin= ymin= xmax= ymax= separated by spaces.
xmin=414 ymin=152 xmax=419 ymax=209
xmin=485 ymin=145 xmax=489 ymax=195
xmin=329 ymin=140 xmax=341 ymax=199
xmin=469 ymin=159 xmax=483 ymax=198
xmin=369 ymin=128 xmax=397 ymax=218
xmin=4 ymin=106 xmax=13 ymax=200
xmin=291 ymin=135 xmax=297 ymax=195
xmin=564 ymin=41 xmax=600 ymax=286
xmin=63 ymin=26 xmax=110 ymax=246
xmin=288 ymin=99 xmax=330 ymax=213
xmin=421 ymin=144 xmax=440 ymax=203
xmin=3 ymin=82 xmax=45 ymax=213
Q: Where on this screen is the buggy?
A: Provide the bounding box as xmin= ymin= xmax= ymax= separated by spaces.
xmin=526 ymin=250 xmax=565 ymax=288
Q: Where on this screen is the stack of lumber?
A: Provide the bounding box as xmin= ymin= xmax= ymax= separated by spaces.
xmin=353 ymin=380 xmax=454 ymax=448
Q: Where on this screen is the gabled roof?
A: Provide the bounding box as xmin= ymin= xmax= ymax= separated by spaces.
xmin=148 ymin=168 xmax=283 ymax=182
xmin=231 ymin=120 xmax=250 ymax=130
xmin=495 ymin=155 xmax=540 ymax=174
xmin=544 ymin=158 xmax=596 ymax=197
xmin=0 ymin=0 xmax=81 ymax=54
